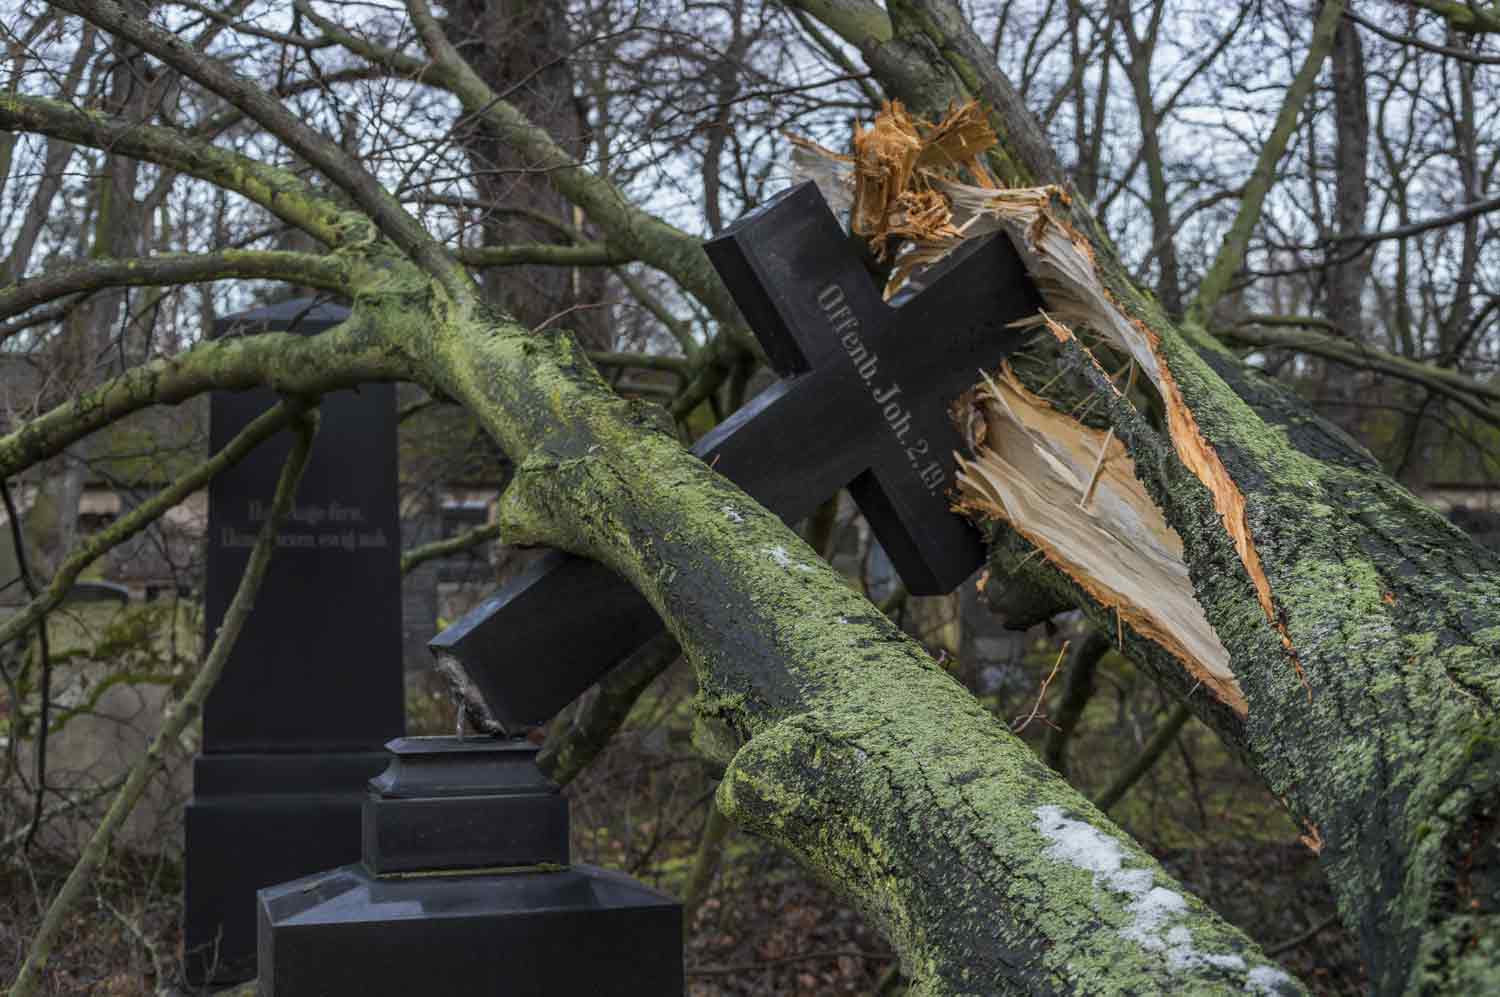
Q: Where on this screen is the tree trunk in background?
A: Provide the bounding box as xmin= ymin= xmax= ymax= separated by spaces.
xmin=1318 ymin=11 xmax=1369 ymax=436
xmin=443 ymin=0 xmax=610 ymax=593
xmin=444 ymin=0 xmax=610 ymax=349
xmin=1325 ymin=13 xmax=1368 ymax=338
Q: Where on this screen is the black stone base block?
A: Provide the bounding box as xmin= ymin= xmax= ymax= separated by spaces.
xmin=183 ymin=751 xmax=390 ymax=983
xmin=257 ymin=862 xmax=684 ymax=995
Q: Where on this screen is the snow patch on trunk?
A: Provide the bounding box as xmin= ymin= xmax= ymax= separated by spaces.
xmin=1036 ymin=805 xmax=1294 ymax=992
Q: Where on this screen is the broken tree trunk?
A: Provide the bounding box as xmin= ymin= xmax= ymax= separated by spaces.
xmin=960 ymin=198 xmax=1500 ymax=993
xmin=795 ymin=5 xmax=1500 ymax=990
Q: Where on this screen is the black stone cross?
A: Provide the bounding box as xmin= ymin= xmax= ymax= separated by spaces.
xmin=432 ymin=181 xmax=1041 ymax=731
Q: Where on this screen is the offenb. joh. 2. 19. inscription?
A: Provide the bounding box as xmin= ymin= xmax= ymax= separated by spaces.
xmin=819 ymin=282 xmax=946 ymax=494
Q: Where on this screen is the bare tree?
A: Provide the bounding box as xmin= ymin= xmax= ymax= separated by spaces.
xmin=0 ymin=1 xmax=1497 ymax=993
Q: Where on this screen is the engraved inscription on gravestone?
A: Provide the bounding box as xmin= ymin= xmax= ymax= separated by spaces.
xmin=218 ymin=498 xmax=388 ymax=552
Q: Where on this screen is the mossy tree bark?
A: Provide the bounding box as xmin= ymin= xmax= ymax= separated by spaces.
xmin=16 ymin=0 xmax=1497 ymax=992
xmin=791 ymin=1 xmax=1500 ymax=992
xmin=0 ymin=3 xmax=1308 ymax=992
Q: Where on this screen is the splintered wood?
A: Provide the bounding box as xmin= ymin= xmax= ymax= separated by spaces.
xmin=955 ymin=369 xmax=1243 ymax=712
xmin=791 ymin=100 xmax=996 ymax=283
xmin=786 ymin=102 xmax=1290 ymax=716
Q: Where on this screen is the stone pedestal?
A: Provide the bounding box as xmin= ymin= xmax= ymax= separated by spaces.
xmin=184 ymin=300 xmax=405 ymax=982
xmin=258 ymin=737 xmax=683 ymax=995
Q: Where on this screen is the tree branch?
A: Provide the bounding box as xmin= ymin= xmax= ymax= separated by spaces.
xmin=9 ymin=412 xmax=316 ymax=997
xmin=0 ymin=401 xmax=307 ymax=654
xmin=0 ymin=93 xmax=346 ymax=246
xmin=0 ymin=251 xmax=349 ymax=326
xmin=1409 ymin=0 xmax=1500 ymax=33
xmin=1187 ymin=0 xmax=1346 ymax=324
xmin=788 ymin=5 xmax=886 ymax=109
xmin=457 ymin=242 xmax=632 ymax=268
xmin=890 ymin=0 xmax=1067 ymax=186
xmin=0 ymin=314 xmax=403 ymax=481
xmin=400 ymin=0 xmax=754 ymax=343
xmin=399 ymin=521 xmax=500 ymax=576
xmin=1345 ymin=8 xmax=1500 ymax=64
xmin=54 ymin=0 xmax=471 ymax=300
xmin=2 ymin=477 xmax=51 ymax=851
xmin=1224 ymin=323 xmax=1500 ymax=424
xmin=588 ymin=350 xmax=693 ymax=377
xmin=1333 ymin=191 xmax=1500 ymax=246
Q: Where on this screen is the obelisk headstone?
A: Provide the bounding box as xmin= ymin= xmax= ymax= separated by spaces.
xmin=184 ymin=299 xmax=405 ymax=983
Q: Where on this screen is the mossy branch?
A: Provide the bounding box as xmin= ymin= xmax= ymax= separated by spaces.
xmin=0 ymin=251 xmax=350 ymax=326
xmin=9 ymin=413 xmax=316 ymax=997
xmin=457 ymin=243 xmax=632 ymax=268
xmin=719 ymin=704 xmax=1301 ymax=994
xmin=589 ymin=350 xmax=693 ymax=380
xmin=785 ymin=0 xmax=894 ymax=46
xmin=0 ymin=314 xmax=403 ymax=480
xmin=0 ymin=92 xmax=347 ymax=246
xmin=889 ymin=0 xmax=1066 ymax=186
xmin=1411 ymin=0 xmax=1500 ymax=33
xmin=400 ymin=0 xmax=753 ymax=340
xmin=399 ymin=522 xmax=501 ymax=576
xmin=460 ymin=329 xmax=1302 ymax=991
xmin=1224 ymin=322 xmax=1500 ymax=424
xmin=293 ymin=0 xmax=432 ymax=77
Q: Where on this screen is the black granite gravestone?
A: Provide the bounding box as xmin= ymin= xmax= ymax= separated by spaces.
xmin=433 ymin=181 xmax=1042 ymax=731
xmin=184 ymin=299 xmax=405 ymax=983
xmin=258 ymin=737 xmax=682 ymax=995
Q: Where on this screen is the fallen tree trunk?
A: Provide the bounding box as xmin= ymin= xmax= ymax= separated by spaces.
xmin=792 ymin=3 xmax=1500 ymax=991
xmin=8 ymin=2 xmax=1484 ymax=992
xmin=419 ymin=290 xmax=1303 ymax=995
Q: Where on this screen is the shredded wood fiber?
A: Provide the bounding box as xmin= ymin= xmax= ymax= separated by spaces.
xmin=788 ymin=101 xmax=1286 ymax=713
xmin=956 ymin=368 xmax=1242 ymax=710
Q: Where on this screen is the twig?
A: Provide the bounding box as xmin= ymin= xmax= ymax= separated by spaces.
xmin=10 ymin=411 xmax=316 ymax=997
xmin=1265 ymin=911 xmax=1342 ymax=956
xmin=1012 ymin=640 xmax=1069 ymax=733
xmin=3 ymin=477 xmax=51 ymax=851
